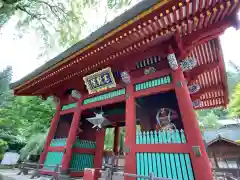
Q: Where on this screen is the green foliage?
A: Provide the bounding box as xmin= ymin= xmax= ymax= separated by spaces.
xmin=229 ymin=83 xmax=240 ymax=118
xmin=104 ymin=128 xmax=114 ymax=150
xmin=0 ymin=139 xmax=8 ymax=161
xmin=0 ymin=66 xmax=54 ymax=153
xmin=20 ymin=132 xmax=47 ymax=160
xmin=196 ymin=69 xmax=240 ymax=129
xmin=107 ymin=0 xmax=132 ymax=9
xmin=0 ymin=139 xmax=8 ymax=153
xmin=227 ymin=71 xmax=240 ymax=95
xmin=0 ymin=94 xmax=55 ymax=138
xmin=104 ymin=127 xmax=125 ymax=151
xmin=198 ymin=112 xmax=220 ymax=129
xmin=0 ymin=66 xmax=12 ymax=93
xmin=57 ymin=0 xmax=135 ymax=48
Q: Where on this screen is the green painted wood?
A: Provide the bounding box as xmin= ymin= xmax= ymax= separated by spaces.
xmin=136 ymin=132 xmax=141 ymax=180
xmin=162 ymin=131 xmax=167 ymax=144
xmin=170 ymin=153 xmax=177 ymax=179
xmin=136 ymin=131 xmax=140 ymax=145
xmin=150 ymin=131 xmax=154 ymax=144
xmin=83 ymin=88 xmax=126 ymax=105
xmin=142 ymin=132 xmax=146 ymax=144
xmin=175 ymin=130 xmax=181 ymax=144
xmin=148 ymin=152 xmax=153 ymax=175
xmin=136 ymin=152 xmax=195 ymax=180
xmin=146 ymin=131 xmax=150 ymax=144
xmin=70 ymin=153 xmax=94 ymax=171
xmin=50 ymin=138 xmax=67 ymax=147
xmin=158 ymin=131 xmax=163 ymax=144
xmin=73 ymin=139 xmax=96 ymax=149
xmin=62 ymin=103 xmax=77 ymax=110
xmin=166 ymin=131 xmax=170 ymax=144
xmin=137 ymin=130 xmax=185 ymax=144
xmin=146 ymin=132 xmax=153 ymax=174
xmin=181 ymin=130 xmax=187 ymax=143
xmin=156 ymin=153 xmax=162 ymax=177
xmin=135 ymin=75 xmax=172 ymax=91
xmin=144 ymin=153 xmax=149 ymax=176
xmin=154 ymin=131 xmax=158 ymax=144
xmin=44 ymin=152 xmax=64 ymax=171
xmin=135 ymin=130 xmax=195 ymax=179
xmin=184 ymin=154 xmax=195 ymax=180
xmin=179 ymin=153 xmax=189 ymax=180
xmin=139 ymin=131 xmax=143 ymax=144
xmin=140 ymin=153 xmax=145 ymax=180
xmin=171 ymin=131 xmax=176 ymax=143
xmin=165 ymin=153 xmax=172 ymax=179
xmin=174 ymin=153 xmax=183 ymax=180
xmin=160 ymin=153 xmax=167 ymax=178
xmin=173 ymin=130 xmax=184 ymax=179
xmin=136 ymin=153 xmax=141 ymax=180
xmin=152 ymin=153 xmax=158 ymax=179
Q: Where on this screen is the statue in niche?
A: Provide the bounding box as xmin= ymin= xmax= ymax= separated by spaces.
xmin=155 ymin=108 xmax=178 ymax=130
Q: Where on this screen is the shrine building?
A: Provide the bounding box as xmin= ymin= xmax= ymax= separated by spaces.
xmin=10 ymin=0 xmax=240 ymax=180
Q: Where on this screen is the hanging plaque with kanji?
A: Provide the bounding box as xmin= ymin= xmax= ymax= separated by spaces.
xmin=83 ymin=67 xmax=116 ymax=94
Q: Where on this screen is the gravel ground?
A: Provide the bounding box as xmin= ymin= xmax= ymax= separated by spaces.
xmin=0 ymin=169 xmax=82 ymax=180
xmin=0 ymin=169 xmax=42 ymax=180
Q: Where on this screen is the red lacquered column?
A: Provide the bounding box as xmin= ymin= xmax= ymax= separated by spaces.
xmin=61 ymin=98 xmax=83 ymax=173
xmin=124 ymin=83 xmax=136 ymax=180
xmin=171 ymin=68 xmax=213 ymax=180
xmin=93 ymin=129 xmax=105 ymax=180
xmin=39 ymin=103 xmax=62 ymax=165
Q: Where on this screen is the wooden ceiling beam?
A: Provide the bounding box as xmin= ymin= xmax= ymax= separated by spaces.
xmin=183 ymin=17 xmax=233 ymax=52
xmin=185 ymin=61 xmax=219 ymax=83
xmin=190 ymin=84 xmax=224 ymax=99
xmin=194 ymin=103 xmax=225 ymax=110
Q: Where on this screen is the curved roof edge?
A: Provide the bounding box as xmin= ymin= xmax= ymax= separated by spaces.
xmin=10 ymin=0 xmax=162 ymax=90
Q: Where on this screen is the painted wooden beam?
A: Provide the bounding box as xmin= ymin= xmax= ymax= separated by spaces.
xmin=60 ymin=108 xmax=75 ymax=115
xmin=81 ymin=95 xmax=125 ymax=111
xmin=48 ymin=146 xmax=95 ymax=154
xmin=134 ymin=84 xmax=174 ymax=98
xmin=48 ymin=146 xmax=65 ymax=152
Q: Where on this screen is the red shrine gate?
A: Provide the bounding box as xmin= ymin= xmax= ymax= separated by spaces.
xmin=10 ymin=0 xmax=240 ymax=180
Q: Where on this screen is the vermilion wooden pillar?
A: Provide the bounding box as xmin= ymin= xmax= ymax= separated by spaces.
xmin=93 ymin=129 xmax=105 ymax=180
xmin=61 ymin=98 xmax=83 ymax=173
xmin=171 ymin=68 xmax=213 ymax=180
xmin=113 ymin=126 xmax=120 ymax=155
xmin=124 ymin=83 xmax=136 ymax=180
xmin=39 ymin=103 xmax=61 ymax=165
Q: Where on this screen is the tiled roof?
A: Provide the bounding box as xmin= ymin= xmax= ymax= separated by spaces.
xmin=203 ymin=127 xmax=240 ymax=143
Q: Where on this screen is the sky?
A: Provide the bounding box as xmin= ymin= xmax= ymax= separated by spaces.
xmin=0 ymin=10 xmax=240 ymax=83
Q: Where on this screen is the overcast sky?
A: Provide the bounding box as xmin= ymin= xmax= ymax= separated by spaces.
xmin=0 ymin=13 xmax=239 ymax=83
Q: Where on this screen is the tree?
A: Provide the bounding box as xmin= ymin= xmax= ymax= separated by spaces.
xmin=1 ymin=0 xmax=136 ymax=60
xmin=0 ymin=95 xmax=55 ymax=138
xmin=199 ymin=112 xmax=220 ymax=129
xmin=229 ymin=83 xmax=240 ymax=118
xmin=57 ymin=0 xmax=134 ymax=48
xmin=0 ymin=66 xmax=12 ymax=107
xmin=20 ymin=132 xmax=47 ymax=160
xmin=0 ymin=66 xmax=12 ymax=92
